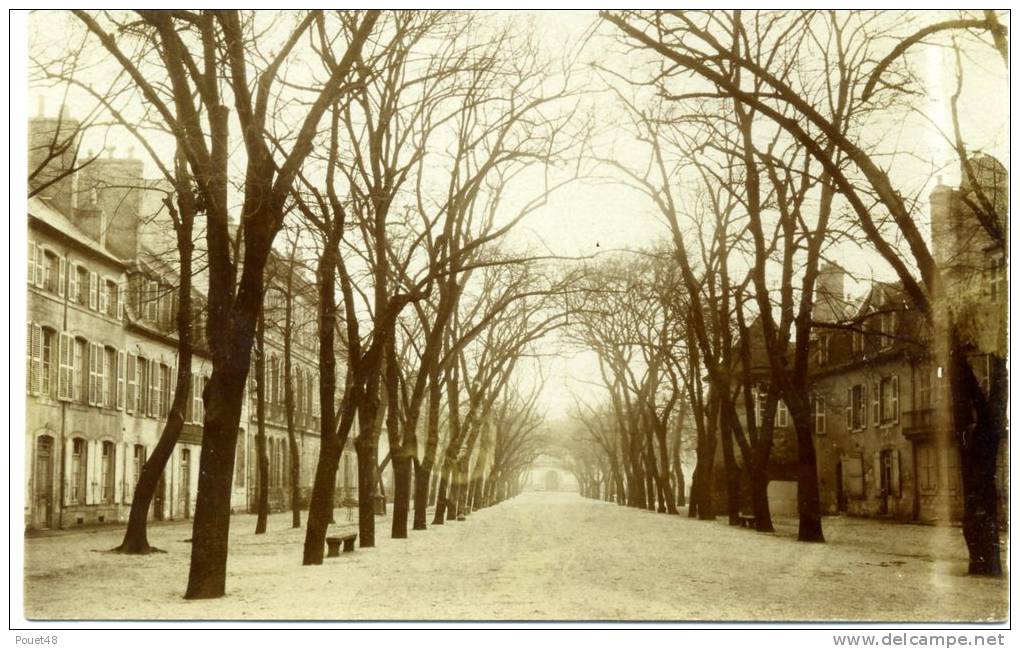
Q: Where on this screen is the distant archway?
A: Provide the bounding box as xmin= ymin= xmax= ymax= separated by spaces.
xmin=544 ymin=470 xmax=561 ymax=491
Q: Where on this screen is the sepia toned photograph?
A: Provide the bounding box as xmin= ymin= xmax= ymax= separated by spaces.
xmin=15 ymin=8 xmax=1009 ymax=628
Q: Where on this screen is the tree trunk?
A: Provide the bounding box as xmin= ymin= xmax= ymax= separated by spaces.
xmin=183 ymin=367 xmax=246 ymax=600
xmin=413 ymin=463 xmax=430 ymax=530
xmin=391 ymin=455 xmax=412 ymax=538
xmin=432 ymin=471 xmax=449 ymax=524
xmin=720 ymin=408 xmax=741 ymax=526
xmin=790 ymin=401 xmax=824 ymax=542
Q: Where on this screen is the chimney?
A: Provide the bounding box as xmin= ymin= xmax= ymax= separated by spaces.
xmin=28 ymin=110 xmax=82 ymax=215
xmin=812 ymin=262 xmax=846 ymax=323
xmin=76 ymin=151 xmax=144 ymax=259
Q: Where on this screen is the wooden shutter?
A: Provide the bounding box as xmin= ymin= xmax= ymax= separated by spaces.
xmin=185 ymin=373 xmax=195 ymax=422
xmin=58 ymin=257 xmax=66 ymax=297
xmin=34 ymin=245 xmax=45 ymax=287
xmin=87 ymin=343 xmax=97 ymax=405
xmin=148 ymin=361 xmax=157 ymax=417
xmin=72 ymin=340 xmax=83 ymax=402
xmin=68 ymin=263 xmax=78 ymax=304
xmin=126 ymin=353 xmax=137 ymax=413
xmin=89 ymin=271 xmax=98 ymax=310
xmin=844 ymin=454 xmax=864 ymax=498
xmin=871 ymin=381 xmax=879 ymax=427
xmin=117 ymin=350 xmax=126 ymax=410
xmin=58 ymin=332 xmax=71 ymax=400
xmin=28 ymin=243 xmax=36 ymax=284
xmin=28 ymin=323 xmax=43 ymax=394
xmin=117 ymin=284 xmax=125 ymax=320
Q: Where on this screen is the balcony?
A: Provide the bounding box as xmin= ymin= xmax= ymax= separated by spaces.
xmin=902 ymin=408 xmax=935 ymax=438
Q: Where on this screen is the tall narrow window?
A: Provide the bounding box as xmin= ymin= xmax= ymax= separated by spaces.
xmin=71 ymin=438 xmax=87 ymax=504
xmin=133 ymin=444 xmax=146 ymax=490
xmin=104 ymin=346 xmax=116 ymax=408
xmin=74 ymin=337 xmax=87 ymax=403
xmin=41 ymin=328 xmax=55 ymax=397
xmin=813 ymin=396 xmax=826 ymax=435
xmin=101 ymin=441 xmax=115 ymax=504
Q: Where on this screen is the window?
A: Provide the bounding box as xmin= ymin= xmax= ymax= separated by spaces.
xmin=43 ymin=250 xmax=61 ymax=293
xmin=916 ymin=367 xmax=933 ymax=410
xmin=846 ymin=384 xmax=867 ymax=431
xmin=116 ymin=350 xmax=126 ymax=410
xmin=75 ymin=265 xmax=89 ymax=307
xmin=879 ymin=376 xmax=899 ymax=424
xmin=28 ymin=241 xmax=44 ymax=287
xmin=89 ymin=271 xmax=99 ymax=310
xmin=133 ymin=445 xmax=146 ymax=490
xmin=146 ymin=280 xmax=159 ymax=322
xmin=104 ymin=279 xmax=119 ymax=318
xmin=817 ymin=333 xmax=829 ymax=366
xmin=916 ymin=443 xmax=937 ymax=494
xmin=71 ymin=438 xmax=87 ymax=504
xmin=879 ymin=310 xmax=896 ymax=349
xmin=813 ymin=397 xmax=826 ymax=435
xmin=852 ymin=329 xmax=864 ymax=355
xmin=777 ymin=399 xmax=789 ymax=428
xmin=945 ymin=445 xmax=961 ymax=494
xmin=101 ymin=441 xmax=115 ymax=504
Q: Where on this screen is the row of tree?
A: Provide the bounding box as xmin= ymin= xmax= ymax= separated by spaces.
xmin=32 ymin=10 xmax=582 ymax=599
xmin=563 ymin=9 xmax=1006 ymax=576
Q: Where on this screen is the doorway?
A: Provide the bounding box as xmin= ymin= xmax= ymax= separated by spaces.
xmin=34 ymin=435 xmax=54 ymax=528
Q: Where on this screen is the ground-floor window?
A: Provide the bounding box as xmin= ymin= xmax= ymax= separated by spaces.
xmin=916 ymin=443 xmax=937 ymax=494
xmin=101 ymin=441 xmax=115 ymax=503
xmin=71 ymin=438 xmax=87 ymax=504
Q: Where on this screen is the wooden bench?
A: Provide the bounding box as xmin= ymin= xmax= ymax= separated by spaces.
xmin=326 ymin=533 xmax=357 ymax=557
xmin=738 ymin=514 xmax=756 ymax=529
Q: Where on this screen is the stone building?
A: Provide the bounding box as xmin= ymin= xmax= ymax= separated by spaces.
xmin=808 ymin=156 xmax=1008 ymax=524
xmin=25 ymin=111 xmax=353 ymax=530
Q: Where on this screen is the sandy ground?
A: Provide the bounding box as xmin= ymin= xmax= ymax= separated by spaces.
xmin=23 ymin=491 xmax=1007 ymax=621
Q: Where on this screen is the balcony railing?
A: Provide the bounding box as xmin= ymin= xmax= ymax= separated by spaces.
xmin=902 ymin=408 xmax=935 ymax=436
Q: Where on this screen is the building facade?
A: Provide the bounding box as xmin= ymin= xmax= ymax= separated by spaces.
xmin=25 ymin=111 xmax=354 ymax=531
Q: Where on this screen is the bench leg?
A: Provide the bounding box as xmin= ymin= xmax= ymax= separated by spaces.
xmin=342 ymin=538 xmax=355 ymax=553
xmin=327 ymin=542 xmax=340 ymax=558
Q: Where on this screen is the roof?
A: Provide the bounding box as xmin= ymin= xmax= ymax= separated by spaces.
xmin=28 ymin=196 xmax=126 ymax=267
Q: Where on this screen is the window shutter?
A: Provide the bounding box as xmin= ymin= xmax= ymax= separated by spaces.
xmin=28 ymin=243 xmax=36 ymax=285
xmin=87 ymin=343 xmax=97 ymax=405
xmin=89 ymin=272 xmax=99 ymax=310
xmin=72 ymin=341 xmax=82 ymax=402
xmin=117 ymin=350 xmax=126 ymax=410
xmin=69 ymin=263 xmax=79 ymax=303
xmin=148 ymin=361 xmax=157 ymax=417
xmin=100 ymin=280 xmax=109 ymax=315
xmin=170 ymin=365 xmax=177 ymax=415
xmin=313 ymin=376 xmax=320 ymax=417
xmin=118 ymin=285 xmax=125 ymax=320
xmin=32 ymin=324 xmax=43 ymax=395
xmin=136 ymin=357 xmax=144 ymax=413
xmin=58 ymin=257 xmax=66 ymax=297
xmin=58 ymin=333 xmax=71 ymax=400
xmin=185 ymin=373 xmax=194 ymax=422
xmin=35 ymin=246 xmax=45 ymax=288
xmin=126 ymin=353 xmax=137 ymax=413
xmin=870 ymin=381 xmax=879 ymax=427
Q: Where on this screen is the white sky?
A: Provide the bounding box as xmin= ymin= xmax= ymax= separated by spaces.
xmin=17 ymin=10 xmax=1010 ymax=424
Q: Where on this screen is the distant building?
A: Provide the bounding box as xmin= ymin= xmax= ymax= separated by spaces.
xmin=525 ymin=455 xmax=579 ymax=492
